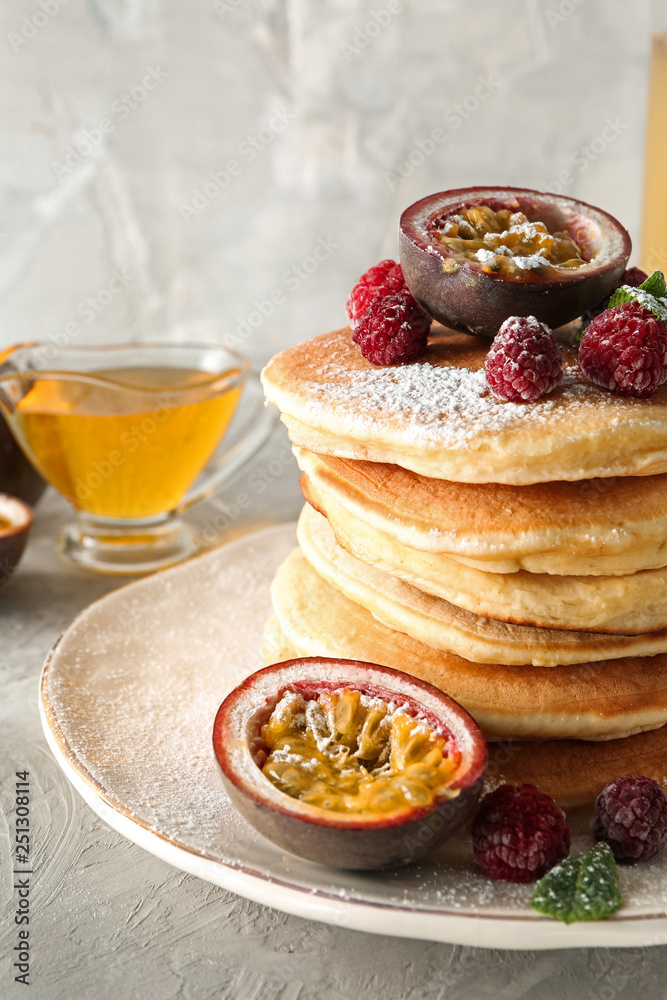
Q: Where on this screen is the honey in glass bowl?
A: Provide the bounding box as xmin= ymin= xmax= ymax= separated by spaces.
xmin=11 ymin=366 xmax=242 ymax=519
xmin=0 ymin=342 xmax=261 ymax=574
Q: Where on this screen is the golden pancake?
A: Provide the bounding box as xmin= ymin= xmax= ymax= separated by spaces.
xmin=485 ymin=728 xmax=667 ymax=809
xmin=298 ymin=503 xmax=667 ymax=666
xmin=300 ymin=472 xmax=667 ymax=634
xmin=296 ymin=447 xmax=667 ymax=576
xmin=267 ymin=548 xmax=667 ymax=742
xmin=263 ymin=613 xmax=298 ymax=665
xmin=261 ymin=326 xmax=667 ymax=485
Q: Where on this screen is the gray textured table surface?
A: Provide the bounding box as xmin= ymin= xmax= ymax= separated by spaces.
xmin=3 ymin=425 xmax=667 ymax=1000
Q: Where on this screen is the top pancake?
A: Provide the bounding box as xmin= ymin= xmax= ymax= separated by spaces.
xmin=261 ymin=325 xmax=667 ymax=484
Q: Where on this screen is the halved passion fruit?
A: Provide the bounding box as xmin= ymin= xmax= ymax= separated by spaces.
xmin=0 ymin=412 xmax=46 ymax=507
xmin=213 ymin=658 xmax=487 ymax=870
xmin=0 ymin=493 xmax=33 ymax=591
xmin=399 ymin=186 xmax=631 ymax=338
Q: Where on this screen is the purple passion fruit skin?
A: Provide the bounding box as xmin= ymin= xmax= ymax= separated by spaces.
xmin=213 ymin=658 xmax=487 ymax=870
xmin=0 ymin=493 xmax=33 ymax=590
xmin=0 ymin=413 xmax=46 ymax=507
xmin=399 ymin=186 xmax=631 ymax=338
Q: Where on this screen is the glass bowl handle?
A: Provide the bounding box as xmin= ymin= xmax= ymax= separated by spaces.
xmin=179 ymin=373 xmax=279 ymax=513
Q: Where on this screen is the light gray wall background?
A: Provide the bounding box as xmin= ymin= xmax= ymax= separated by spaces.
xmin=1 ymin=3 xmax=661 ymax=998
xmin=0 ymin=0 xmax=652 ymax=367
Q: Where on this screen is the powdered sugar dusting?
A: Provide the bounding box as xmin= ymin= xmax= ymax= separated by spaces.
xmin=474 ymin=245 xmax=550 ymax=270
xmin=619 ymin=286 xmax=667 ymax=322
xmin=299 ymin=359 xmax=611 ymax=449
xmin=43 ymin=524 xmax=667 ymax=925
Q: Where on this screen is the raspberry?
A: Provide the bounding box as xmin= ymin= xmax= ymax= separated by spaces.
xmin=578 ymin=302 xmax=667 ymax=398
xmin=353 ymin=291 xmax=430 ymax=366
xmin=346 ymin=260 xmax=407 ymax=330
xmin=581 ymin=267 xmax=648 ymax=323
xmin=622 ymin=266 xmax=650 ymax=287
xmin=484 ymin=316 xmax=563 ymax=403
xmin=472 ymin=783 xmax=570 ymax=883
xmin=593 ymin=775 xmax=667 ymax=862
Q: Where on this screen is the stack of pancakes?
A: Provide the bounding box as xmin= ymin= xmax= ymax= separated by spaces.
xmin=260 ymin=325 xmax=667 ymax=808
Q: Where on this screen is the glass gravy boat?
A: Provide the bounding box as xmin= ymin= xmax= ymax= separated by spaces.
xmin=0 ymin=342 xmax=273 ymax=574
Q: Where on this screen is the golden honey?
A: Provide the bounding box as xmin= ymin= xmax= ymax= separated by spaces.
xmin=8 ymin=366 xmax=242 ymax=519
xmin=436 ymin=205 xmax=586 ymax=276
xmin=260 ymin=688 xmax=459 ymax=815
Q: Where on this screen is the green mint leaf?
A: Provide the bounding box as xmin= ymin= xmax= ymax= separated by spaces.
xmin=530 ymin=842 xmax=622 ymax=925
xmin=640 ymin=270 xmax=667 ymax=298
xmin=608 ymin=271 xmax=667 ymax=322
xmin=608 ymin=285 xmax=636 ymax=308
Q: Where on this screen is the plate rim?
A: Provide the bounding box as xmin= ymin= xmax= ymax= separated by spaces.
xmin=38 ymin=522 xmax=667 ymax=950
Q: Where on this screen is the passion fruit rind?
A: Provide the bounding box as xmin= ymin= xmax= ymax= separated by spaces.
xmin=213 ymin=658 xmax=487 ymax=870
xmin=0 ymin=413 xmax=46 ymax=507
xmin=399 ymin=186 xmax=631 ymax=338
xmin=0 ymin=494 xmax=33 ymax=590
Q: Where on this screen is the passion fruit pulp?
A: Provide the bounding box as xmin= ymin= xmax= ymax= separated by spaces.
xmin=213 ymin=658 xmax=487 ymax=870
xmin=399 ymin=186 xmax=631 ymax=338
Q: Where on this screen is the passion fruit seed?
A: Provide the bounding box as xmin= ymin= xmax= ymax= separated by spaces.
xmin=260 ymin=687 xmax=459 ymax=816
xmin=390 ymin=713 xmax=430 ymax=769
xmin=331 ymin=687 xmax=362 ymax=743
xmin=403 ymin=762 xmax=441 ymax=786
xmin=305 ymin=699 xmax=331 ymax=746
xmin=264 ymin=760 xmax=305 ymax=797
xmin=263 ymin=689 xmax=301 ymax=742
xmin=435 ymin=205 xmax=587 ymax=277
xmin=356 ymin=702 xmax=388 ymax=758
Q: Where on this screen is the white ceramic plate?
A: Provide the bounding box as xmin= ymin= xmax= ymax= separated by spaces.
xmin=39 ymin=524 xmax=667 ymax=950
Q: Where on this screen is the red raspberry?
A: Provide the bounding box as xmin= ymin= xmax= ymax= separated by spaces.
xmin=346 ymin=259 xmax=407 ymax=330
xmin=594 ymin=775 xmax=667 ymax=862
xmin=472 ymin=783 xmax=570 ymax=883
xmin=581 ymin=267 xmax=648 ymax=323
xmin=485 ymin=316 xmax=563 ymax=403
xmin=622 ymin=266 xmax=650 ymax=287
xmin=353 ymin=291 xmax=430 ymax=366
xmin=578 ymin=302 xmax=667 ymax=398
